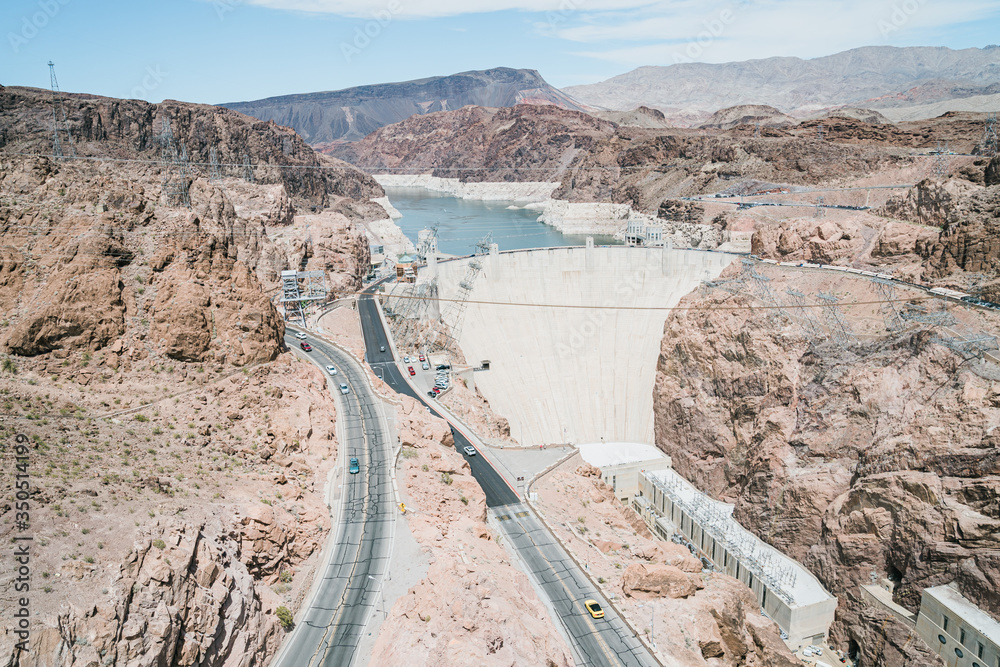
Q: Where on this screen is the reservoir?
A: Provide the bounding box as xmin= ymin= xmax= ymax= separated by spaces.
xmin=384 ymin=187 xmax=620 ymax=255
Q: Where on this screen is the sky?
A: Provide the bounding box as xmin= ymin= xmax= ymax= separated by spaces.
xmin=2 ymin=0 xmax=999 ymax=104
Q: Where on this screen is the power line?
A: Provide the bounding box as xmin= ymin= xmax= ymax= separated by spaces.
xmin=364 ymin=290 xmax=934 ymax=312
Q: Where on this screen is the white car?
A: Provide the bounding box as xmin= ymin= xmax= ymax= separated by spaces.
xmin=339 ymin=383 xmax=349 ymax=395
xmin=325 ymin=365 xmax=338 ymax=375
xmin=422 ymin=362 xmax=429 ymax=370
xmin=463 ymin=446 xmax=476 ymax=456
xmin=294 ymin=332 xmax=307 ymax=340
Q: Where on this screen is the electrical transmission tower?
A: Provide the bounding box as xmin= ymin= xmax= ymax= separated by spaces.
xmin=817 ymin=124 xmax=824 ymax=141
xmin=47 ymin=61 xmax=76 ymax=158
xmin=977 ymin=112 xmax=998 ymax=157
xmin=870 ymin=277 xmax=905 ymax=333
xmin=242 ymin=154 xmax=255 ymax=183
xmin=474 ymin=231 xmax=494 ymax=255
xmin=740 ymin=258 xmax=785 ymax=319
xmin=933 ymin=141 xmax=949 ymax=177
xmin=279 ymin=270 xmax=328 ymax=328
xmin=785 ymin=289 xmax=824 ymax=339
xmin=754 ymin=121 xmax=761 ymax=138
xmin=209 ymin=147 xmax=222 ymax=182
xmin=817 ymin=292 xmax=856 ymax=348
xmin=815 ymin=196 xmax=825 ymax=218
xmin=156 ymin=117 xmax=191 ymax=208
xmin=901 ymin=302 xmax=956 ymax=328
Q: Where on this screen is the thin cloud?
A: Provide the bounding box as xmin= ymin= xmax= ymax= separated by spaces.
xmin=244 ymin=0 xmax=660 ymax=19
xmin=566 ymin=0 xmax=1000 ymax=66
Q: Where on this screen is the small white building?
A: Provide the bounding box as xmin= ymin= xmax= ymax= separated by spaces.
xmin=624 ymin=219 xmax=666 ymax=247
xmin=915 ymin=584 xmax=1000 ymax=667
xmin=577 ymin=442 xmax=671 ymax=501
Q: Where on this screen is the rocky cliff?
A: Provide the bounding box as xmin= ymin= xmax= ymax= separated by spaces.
xmin=224 ymin=67 xmax=591 ymax=146
xmin=653 ymin=266 xmax=1000 ymax=666
xmin=0 ymin=86 xmax=382 ymax=208
xmin=0 ymin=86 xmax=378 ymax=666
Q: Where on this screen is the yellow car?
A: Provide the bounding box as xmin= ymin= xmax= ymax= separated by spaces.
xmin=584 ymin=599 xmax=604 ymax=619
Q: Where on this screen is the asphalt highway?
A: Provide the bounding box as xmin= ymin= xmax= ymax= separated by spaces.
xmin=356 ymin=291 xmax=658 ymax=667
xmin=271 ymin=331 xmax=393 ymax=667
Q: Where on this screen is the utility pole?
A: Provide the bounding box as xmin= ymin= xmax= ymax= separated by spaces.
xmin=47 ymin=61 xmax=76 ymax=158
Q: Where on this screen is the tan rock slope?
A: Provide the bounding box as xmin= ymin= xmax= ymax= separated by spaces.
xmin=0 ymin=86 xmax=378 ymax=665
xmin=653 ymin=266 xmax=1000 ymax=666
xmin=534 ymin=460 xmax=800 ymax=665
xmin=370 ymin=396 xmax=573 ymax=666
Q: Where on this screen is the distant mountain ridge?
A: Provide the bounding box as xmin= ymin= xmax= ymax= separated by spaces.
xmin=564 ymin=46 xmax=1000 ymax=119
xmin=223 ymin=67 xmax=590 ymax=145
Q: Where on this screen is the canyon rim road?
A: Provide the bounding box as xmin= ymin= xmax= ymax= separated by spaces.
xmin=273 ymin=331 xmax=394 ymax=667
xmin=356 ymin=291 xmax=660 ymax=667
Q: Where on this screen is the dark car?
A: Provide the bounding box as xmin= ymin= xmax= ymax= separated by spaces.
xmin=300 ymin=342 xmax=312 ymax=352
xmin=349 ymin=457 xmax=360 ymax=474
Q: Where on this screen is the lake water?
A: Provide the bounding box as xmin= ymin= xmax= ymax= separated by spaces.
xmin=384 ymin=187 xmax=620 ymax=256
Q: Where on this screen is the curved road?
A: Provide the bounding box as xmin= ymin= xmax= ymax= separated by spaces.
xmin=271 ymin=331 xmax=393 ymax=667
xmin=356 ymin=292 xmax=658 ymax=667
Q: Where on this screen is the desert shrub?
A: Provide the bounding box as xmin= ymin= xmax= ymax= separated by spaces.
xmin=276 ymin=606 xmax=294 ymax=631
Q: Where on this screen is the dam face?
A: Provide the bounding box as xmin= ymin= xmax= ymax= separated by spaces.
xmin=430 ymin=246 xmax=736 ymax=446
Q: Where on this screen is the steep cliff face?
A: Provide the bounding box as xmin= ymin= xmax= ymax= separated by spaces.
xmin=0 ymin=86 xmax=383 ymax=207
xmin=0 ymin=86 xmax=377 ymax=667
xmin=653 ymin=269 xmax=1000 ymax=666
xmin=335 ymin=103 xmax=616 ymax=183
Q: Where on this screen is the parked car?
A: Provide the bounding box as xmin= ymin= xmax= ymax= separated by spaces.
xmin=407 ymin=366 xmax=416 ymax=376
xmin=349 ymin=457 xmax=360 ymax=474
xmin=463 ymin=446 xmax=476 ymax=456
xmin=418 ymin=354 xmax=426 ymax=362
xmin=422 ymin=362 xmax=429 ymax=370
xmin=294 ymin=332 xmax=307 ymax=340
xmin=300 ymin=342 xmax=312 ymax=352
xmin=427 ymin=390 xmax=437 ymax=398
xmin=339 ymin=383 xmax=349 ymax=395
xmin=325 ymin=365 xmax=338 ymax=375
xmin=584 ymin=600 xmax=604 ymax=619
xmin=431 ymin=387 xmax=441 ymax=395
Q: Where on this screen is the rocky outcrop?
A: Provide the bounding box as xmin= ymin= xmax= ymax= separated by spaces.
xmin=876 ymin=177 xmax=980 ymax=227
xmin=921 ymin=182 xmax=1000 ymax=282
xmin=653 ymin=271 xmax=1000 ymax=665
xmin=370 ymin=396 xmax=573 ymax=665
xmin=620 ymin=563 xmax=703 ymax=599
xmin=0 ymin=86 xmax=383 ymax=208
xmin=12 ymin=520 xmax=283 ymax=667
xmin=336 ymin=103 xmax=616 ymax=183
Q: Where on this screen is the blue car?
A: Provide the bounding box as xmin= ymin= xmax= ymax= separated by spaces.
xmin=349 ymin=457 xmax=360 ymax=474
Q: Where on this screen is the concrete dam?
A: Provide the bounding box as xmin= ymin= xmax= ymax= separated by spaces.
xmin=428 ymin=244 xmax=737 ymax=446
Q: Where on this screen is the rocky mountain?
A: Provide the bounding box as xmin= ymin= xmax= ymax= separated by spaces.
xmin=0 ymin=85 xmax=379 ymax=666
xmin=222 ymin=67 xmax=591 ymax=146
xmin=564 ymin=46 xmax=1000 ymax=121
xmin=653 ymin=256 xmax=1000 ymax=665
xmin=699 ymin=104 xmax=796 ymax=129
xmin=334 ymin=103 xmax=616 ymax=182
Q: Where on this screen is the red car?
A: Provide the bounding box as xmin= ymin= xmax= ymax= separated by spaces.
xmin=418 ymin=355 xmax=426 ymax=362
xmin=407 ymin=366 xmax=416 ymax=376
xmin=300 ymin=342 xmax=312 ymax=352
xmin=431 ymin=386 xmax=441 ymax=394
